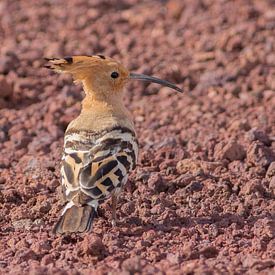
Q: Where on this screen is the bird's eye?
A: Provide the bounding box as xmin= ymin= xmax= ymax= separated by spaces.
xmin=111 ymin=72 xmax=119 ymax=79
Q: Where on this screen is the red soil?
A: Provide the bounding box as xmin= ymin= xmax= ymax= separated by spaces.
xmin=0 ymin=0 xmax=274 ymax=274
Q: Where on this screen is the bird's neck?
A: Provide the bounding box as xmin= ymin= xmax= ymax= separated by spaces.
xmin=66 ymin=88 xmax=135 ymax=134
xmin=81 ymin=80 xmax=125 ymax=111
xmin=81 ymin=91 xmax=123 ymax=111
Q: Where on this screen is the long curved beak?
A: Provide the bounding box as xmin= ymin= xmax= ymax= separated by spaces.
xmin=129 ymin=73 xmax=183 ymax=93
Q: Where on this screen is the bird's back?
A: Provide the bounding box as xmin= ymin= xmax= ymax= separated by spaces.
xmin=54 ymin=124 xmax=138 ymax=233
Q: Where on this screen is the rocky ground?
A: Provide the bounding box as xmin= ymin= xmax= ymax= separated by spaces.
xmin=0 ymin=0 xmax=274 ymax=274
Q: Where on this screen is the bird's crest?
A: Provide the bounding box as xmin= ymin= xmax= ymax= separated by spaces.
xmin=44 ymin=55 xmax=116 ymax=84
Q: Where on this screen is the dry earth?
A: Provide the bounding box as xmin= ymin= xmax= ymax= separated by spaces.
xmin=0 ymin=0 xmax=274 ymax=274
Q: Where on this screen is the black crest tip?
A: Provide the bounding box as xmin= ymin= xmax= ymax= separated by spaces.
xmin=64 ymin=56 xmax=73 ymax=64
xmin=97 ymin=55 xmax=106 ymax=59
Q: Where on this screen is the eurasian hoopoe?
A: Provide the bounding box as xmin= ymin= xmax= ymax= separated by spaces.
xmin=45 ymin=55 xmax=182 ymax=234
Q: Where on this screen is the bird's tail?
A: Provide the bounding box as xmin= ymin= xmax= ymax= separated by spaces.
xmin=53 ymin=202 xmax=96 ymax=234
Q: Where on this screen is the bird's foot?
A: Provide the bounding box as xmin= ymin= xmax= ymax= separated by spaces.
xmin=111 ymin=218 xmax=117 ymax=227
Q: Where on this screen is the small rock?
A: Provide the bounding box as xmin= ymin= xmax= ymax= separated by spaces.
xmin=263 ymin=90 xmax=274 ymax=101
xmin=79 ymin=235 xmax=105 ymax=257
xmin=13 ymin=136 xmax=32 ymax=150
xmin=187 ymin=181 xmax=203 ymax=192
xmin=242 ymin=255 xmax=274 ymax=270
xmin=174 ymin=174 xmax=195 ymax=187
xmin=269 ymin=177 xmax=275 ymax=194
xmin=49 ymin=179 xmax=60 ymax=191
xmin=0 ymin=52 xmax=19 ymax=74
xmin=136 ymin=239 xmax=149 ymax=249
xmin=148 ymin=173 xmax=167 ymax=192
xmin=0 ymin=75 xmax=13 ymax=98
xmin=38 ymin=202 xmax=51 ymax=214
xmin=0 ymin=177 xmax=6 ymax=184
xmin=2 ymin=189 xmax=21 ymax=203
xmin=194 ymin=51 xmax=215 ymax=62
xmin=0 ymin=261 xmax=7 ymax=268
xmin=199 ymin=246 xmax=219 ymax=258
xmin=41 ymin=254 xmax=54 ymax=266
xmin=240 ymin=179 xmax=265 ymax=196
xmin=176 ymin=159 xmax=203 ymax=175
xmin=14 ymin=78 xmax=37 ymax=93
xmin=242 ymin=255 xmax=259 ymax=268
xmin=16 ymin=249 xmax=38 ymax=262
xmin=31 ymin=241 xmax=52 ymax=255
xmin=135 ymin=169 xmax=151 ymax=182
xmin=247 ymin=141 xmax=274 ymax=167
xmin=214 ymin=141 xmax=246 ymax=161
xmin=121 ymin=201 xmax=135 ymax=215
xmin=264 ymin=9 xmax=275 ymax=20
xmin=177 ymin=159 xmax=222 ymax=175
xmin=228 ymin=119 xmax=250 ymax=132
xmin=150 ymin=203 xmax=164 ymax=215
xmin=24 ymin=158 xmax=40 ymax=172
xmin=247 ymin=127 xmax=271 ymax=145
xmin=253 ymin=217 xmax=275 ymax=239
xmin=166 ymin=253 xmax=181 ymax=264
xmin=0 ymin=130 xmax=7 ymax=142
xmin=0 ymin=98 xmax=8 ymax=109
xmin=0 ymin=156 xmax=10 ymax=168
xmin=142 ymin=230 xmax=157 ymax=242
xmin=166 ymin=0 xmax=184 ymax=19
xmin=122 ymin=256 xmax=144 ymax=273
xmin=33 ymin=219 xmax=45 ymax=227
xmin=12 ymin=219 xmax=32 ymax=230
xmin=266 ymin=162 xmax=275 ymax=179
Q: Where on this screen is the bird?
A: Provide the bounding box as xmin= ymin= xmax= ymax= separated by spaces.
xmin=44 ymin=55 xmax=182 ymax=234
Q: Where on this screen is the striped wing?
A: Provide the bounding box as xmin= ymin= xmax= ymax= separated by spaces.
xmin=61 ymin=127 xmax=138 ymax=205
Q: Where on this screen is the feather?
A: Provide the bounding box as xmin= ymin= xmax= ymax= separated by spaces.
xmin=54 ymin=126 xmax=138 ymax=234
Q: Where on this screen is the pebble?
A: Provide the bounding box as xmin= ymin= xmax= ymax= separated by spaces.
xmin=214 ymin=141 xmax=246 ymax=161
xmin=247 ymin=141 xmax=274 ymax=167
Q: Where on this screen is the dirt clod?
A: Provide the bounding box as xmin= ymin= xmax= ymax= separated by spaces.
xmin=266 ymin=162 xmax=275 ymax=179
xmin=247 ymin=141 xmax=274 ymax=167
xmin=78 ymin=235 xmax=106 ymax=257
xmin=148 ymin=173 xmax=167 ymax=192
xmin=247 ymin=127 xmax=271 ymax=146
xmin=214 ymin=140 xmax=246 ymax=161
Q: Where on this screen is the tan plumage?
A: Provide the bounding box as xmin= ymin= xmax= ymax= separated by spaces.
xmin=45 ymin=55 xmax=182 ymax=234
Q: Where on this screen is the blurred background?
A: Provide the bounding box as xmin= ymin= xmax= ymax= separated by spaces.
xmin=0 ymin=0 xmax=274 ymax=274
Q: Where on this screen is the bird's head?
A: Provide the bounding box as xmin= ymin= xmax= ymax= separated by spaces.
xmin=45 ymin=55 xmax=182 ymax=97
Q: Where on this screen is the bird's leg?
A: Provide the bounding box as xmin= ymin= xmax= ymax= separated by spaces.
xmin=111 ymin=194 xmax=118 ymax=227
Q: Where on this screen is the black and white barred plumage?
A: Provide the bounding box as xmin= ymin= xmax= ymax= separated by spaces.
xmin=53 ymin=126 xmax=138 ymax=234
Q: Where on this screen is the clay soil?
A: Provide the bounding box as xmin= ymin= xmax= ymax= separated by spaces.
xmin=0 ymin=0 xmax=275 ymax=274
